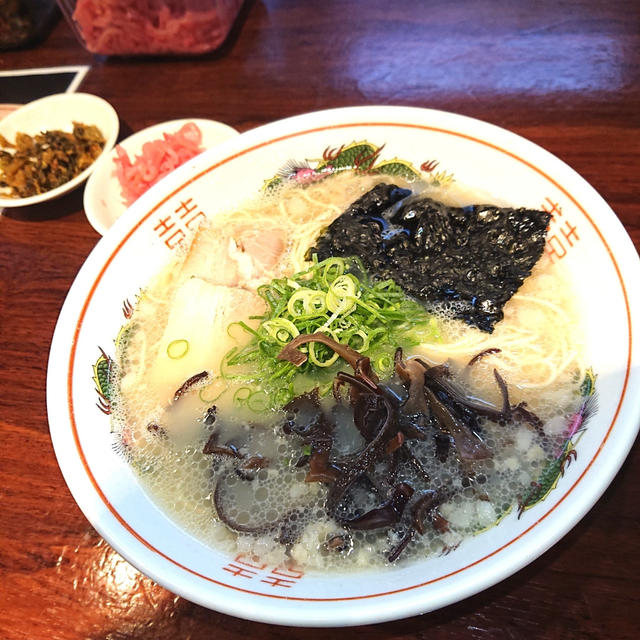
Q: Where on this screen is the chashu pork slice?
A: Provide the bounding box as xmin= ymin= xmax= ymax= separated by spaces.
xmin=179 ymin=221 xmax=288 ymax=289
xmin=147 ymin=276 xmax=265 ymax=408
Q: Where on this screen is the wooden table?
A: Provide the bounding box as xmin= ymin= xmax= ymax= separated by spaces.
xmin=1 ymin=2 xmax=638 ymax=638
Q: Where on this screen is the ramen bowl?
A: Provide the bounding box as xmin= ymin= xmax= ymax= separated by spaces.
xmin=47 ymin=105 xmax=640 ymax=626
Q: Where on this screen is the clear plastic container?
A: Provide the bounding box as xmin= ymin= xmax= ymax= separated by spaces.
xmin=56 ymin=0 xmax=244 ymax=56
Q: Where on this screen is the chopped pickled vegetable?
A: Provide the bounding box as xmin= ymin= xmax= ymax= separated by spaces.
xmin=0 ymin=122 xmax=105 ymax=198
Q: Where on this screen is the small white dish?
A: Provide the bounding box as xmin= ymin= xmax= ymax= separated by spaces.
xmin=83 ymin=119 xmax=239 ymax=235
xmin=0 ymin=93 xmax=119 ymax=208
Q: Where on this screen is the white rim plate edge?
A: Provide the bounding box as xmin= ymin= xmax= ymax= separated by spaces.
xmin=46 ymin=105 xmax=640 ymax=626
xmin=83 ymin=118 xmax=239 ymax=235
xmin=0 ymin=93 xmax=119 ymax=208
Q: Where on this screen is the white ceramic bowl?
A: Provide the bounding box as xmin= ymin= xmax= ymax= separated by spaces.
xmin=47 ymin=106 xmax=640 ymax=627
xmin=0 ymin=93 xmax=119 ymax=208
xmin=83 ymin=118 xmax=239 ymax=235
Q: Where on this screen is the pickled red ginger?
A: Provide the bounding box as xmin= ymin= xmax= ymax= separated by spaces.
xmin=113 ymin=121 xmax=204 ymax=207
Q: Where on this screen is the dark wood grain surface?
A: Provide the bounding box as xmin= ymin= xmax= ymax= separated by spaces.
xmin=1 ymin=1 xmax=638 ymax=638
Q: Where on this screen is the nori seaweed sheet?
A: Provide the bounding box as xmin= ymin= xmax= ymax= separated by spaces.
xmin=309 ymin=184 xmax=551 ymax=332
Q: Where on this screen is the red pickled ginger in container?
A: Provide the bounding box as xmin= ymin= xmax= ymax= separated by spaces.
xmin=58 ymin=0 xmax=244 ymax=55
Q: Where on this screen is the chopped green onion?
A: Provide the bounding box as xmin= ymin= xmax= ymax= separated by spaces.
xmin=321 ymin=257 xmax=346 ymax=287
xmin=233 ymin=387 xmax=252 ymax=405
xmin=263 ymin=318 xmax=300 ymax=343
xmin=376 ymin=354 xmax=393 ymax=373
xmin=227 ymin=321 xmax=260 ymax=340
xmin=167 ymin=339 xmax=189 ymax=359
xmin=247 ymin=391 xmax=269 ymax=412
xmin=347 ymin=329 xmax=370 ymax=351
xmin=308 ymin=339 xmax=340 ymax=367
xmin=198 ymin=378 xmax=229 ymax=404
xmin=221 ymin=256 xmax=439 ymax=411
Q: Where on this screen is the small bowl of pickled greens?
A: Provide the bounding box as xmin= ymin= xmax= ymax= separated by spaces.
xmin=47 ymin=105 xmax=640 ymax=626
xmin=0 ymin=92 xmax=119 ymax=208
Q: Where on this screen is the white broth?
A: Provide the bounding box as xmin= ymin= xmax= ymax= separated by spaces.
xmin=108 ymin=172 xmax=588 ymax=570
